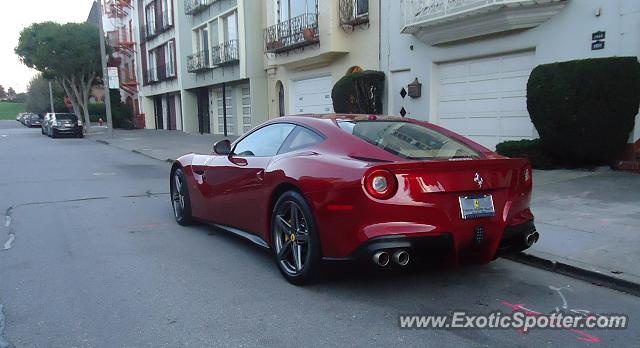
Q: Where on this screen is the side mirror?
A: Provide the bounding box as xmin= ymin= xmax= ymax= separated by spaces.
xmin=213 ymin=139 xmax=231 ymax=155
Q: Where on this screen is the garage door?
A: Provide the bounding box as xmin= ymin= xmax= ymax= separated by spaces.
xmin=290 ymin=76 xmax=334 ymax=114
xmin=437 ymin=51 xmax=536 ymax=149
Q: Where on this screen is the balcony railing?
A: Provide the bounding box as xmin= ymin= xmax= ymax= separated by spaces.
xmin=403 ymin=0 xmax=544 ymax=32
xmin=264 ymin=13 xmax=319 ymax=53
xmin=145 ymin=63 xmax=174 ymax=84
xmin=184 ymin=0 xmax=217 ymax=15
xmin=339 ymin=0 xmax=369 ymax=28
xmin=211 ymin=40 xmax=239 ymax=65
xmin=145 ymin=19 xmax=173 ymax=40
xmin=187 ymin=50 xmax=211 ymax=72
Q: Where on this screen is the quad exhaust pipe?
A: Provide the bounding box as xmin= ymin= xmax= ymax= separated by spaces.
xmin=392 ymin=250 xmax=410 ymax=267
xmin=524 ymin=231 xmax=540 ymax=247
xmin=372 ymin=251 xmax=390 ymax=267
xmin=372 ymin=250 xmax=410 ymax=267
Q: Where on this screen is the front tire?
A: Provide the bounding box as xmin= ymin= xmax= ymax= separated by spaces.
xmin=171 ymin=168 xmax=193 ymax=226
xmin=51 ymin=129 xmax=57 ymax=138
xmin=271 ymin=191 xmax=321 ymax=285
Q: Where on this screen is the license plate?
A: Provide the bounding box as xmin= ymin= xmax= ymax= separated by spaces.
xmin=459 ymin=194 xmax=495 ymax=219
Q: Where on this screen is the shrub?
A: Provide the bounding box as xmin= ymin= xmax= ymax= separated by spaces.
xmin=527 ymin=57 xmax=640 ymax=166
xmin=88 ymin=89 xmax=133 ymax=128
xmin=332 ymin=70 xmax=385 ymax=114
xmin=496 ymin=139 xmax=556 ymax=169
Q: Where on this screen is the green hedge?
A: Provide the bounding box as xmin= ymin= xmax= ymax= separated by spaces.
xmin=332 ymin=70 xmax=385 ymax=114
xmin=496 ymin=139 xmax=556 ymax=169
xmin=88 ymin=89 xmax=133 ymax=128
xmin=527 ymin=57 xmax=640 ymax=166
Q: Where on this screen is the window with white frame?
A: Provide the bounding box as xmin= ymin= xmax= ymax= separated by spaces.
xmin=162 ymin=0 xmax=173 ymax=27
xmin=166 ymin=40 xmax=176 ymax=77
xmin=148 ymin=50 xmax=157 ymax=81
xmin=278 ymin=0 xmax=317 ymax=22
xmin=145 ymin=3 xmax=156 ymax=37
xmin=224 ymin=11 xmax=238 ymax=42
xmin=354 ymin=0 xmax=368 ymax=18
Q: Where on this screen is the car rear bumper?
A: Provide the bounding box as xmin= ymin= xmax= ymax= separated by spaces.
xmin=325 ymin=220 xmax=537 ymax=265
xmin=53 ymin=126 xmax=82 ymax=134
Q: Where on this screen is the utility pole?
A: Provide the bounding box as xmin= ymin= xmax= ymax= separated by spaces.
xmin=97 ymin=0 xmax=114 ymax=138
xmin=48 ymin=81 xmax=55 ymax=113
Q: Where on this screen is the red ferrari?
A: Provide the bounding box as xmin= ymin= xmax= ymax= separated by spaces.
xmin=170 ymin=114 xmax=537 ymax=284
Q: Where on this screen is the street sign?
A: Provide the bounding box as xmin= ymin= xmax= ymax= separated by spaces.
xmin=107 ymin=67 xmax=119 ymax=89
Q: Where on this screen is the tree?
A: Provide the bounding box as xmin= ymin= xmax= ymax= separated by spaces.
xmin=15 ymin=22 xmax=103 ymax=132
xmin=7 ymin=87 xmax=16 ymax=100
xmin=0 ymin=85 xmax=6 ymax=99
xmin=332 ymin=70 xmax=385 ymax=114
xmin=25 ymin=74 xmax=66 ymax=114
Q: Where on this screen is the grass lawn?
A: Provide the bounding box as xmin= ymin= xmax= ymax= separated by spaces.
xmin=0 ymin=102 xmax=26 ymax=120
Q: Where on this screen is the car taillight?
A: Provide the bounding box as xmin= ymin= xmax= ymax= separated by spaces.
xmin=364 ymin=169 xmax=397 ymax=199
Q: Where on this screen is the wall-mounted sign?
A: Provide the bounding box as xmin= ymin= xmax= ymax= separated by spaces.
xmin=107 ymin=67 xmax=119 ymax=89
xmin=592 ymin=40 xmax=605 ymax=50
xmin=592 ymin=31 xmax=606 ymax=41
xmin=591 ymin=31 xmax=606 ymax=50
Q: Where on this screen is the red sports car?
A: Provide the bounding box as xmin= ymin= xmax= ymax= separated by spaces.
xmin=170 ymin=114 xmax=537 ymax=284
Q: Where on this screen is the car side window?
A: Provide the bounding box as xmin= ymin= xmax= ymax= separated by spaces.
xmin=278 ymin=126 xmax=324 ymax=154
xmin=233 ymin=123 xmax=296 ymax=157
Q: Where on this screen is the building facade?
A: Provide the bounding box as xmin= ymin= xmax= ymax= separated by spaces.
xmin=179 ymin=0 xmax=268 ymax=136
xmin=381 ymin=0 xmax=640 ymax=150
xmin=105 ymin=0 xmax=144 ymax=125
xmin=263 ymin=0 xmax=380 ymax=118
xmin=138 ymin=0 xmax=182 ymax=131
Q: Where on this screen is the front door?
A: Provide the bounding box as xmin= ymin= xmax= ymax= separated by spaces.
xmin=154 ymin=96 xmax=164 ymax=130
xmin=197 ymin=88 xmax=210 ymax=134
xmin=167 ymin=95 xmax=177 ymax=130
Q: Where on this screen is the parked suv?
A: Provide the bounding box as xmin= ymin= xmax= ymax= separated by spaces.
xmin=45 ymin=113 xmax=83 ymax=138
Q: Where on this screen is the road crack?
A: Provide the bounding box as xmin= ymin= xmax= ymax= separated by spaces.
xmin=1 ymin=192 xmax=169 ymax=252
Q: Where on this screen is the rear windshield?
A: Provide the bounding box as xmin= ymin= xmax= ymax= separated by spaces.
xmin=337 ymin=120 xmax=481 ymax=160
xmin=56 ymin=114 xmax=78 ymax=120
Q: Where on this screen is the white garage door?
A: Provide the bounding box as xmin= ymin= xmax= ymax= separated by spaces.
xmin=437 ymin=51 xmax=536 ymax=149
xmin=290 ymin=76 xmax=334 ymax=114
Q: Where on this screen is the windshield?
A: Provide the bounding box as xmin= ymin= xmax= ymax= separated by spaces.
xmin=338 ymin=120 xmax=481 ymax=160
xmin=56 ymin=114 xmax=78 ymax=121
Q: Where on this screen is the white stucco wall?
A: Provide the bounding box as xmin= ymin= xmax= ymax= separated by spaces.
xmin=381 ymin=0 xmax=640 ymax=143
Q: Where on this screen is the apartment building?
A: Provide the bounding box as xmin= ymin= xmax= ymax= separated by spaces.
xmin=139 ymin=0 xmax=182 ymax=130
xmin=263 ymin=0 xmax=379 ymax=118
xmin=179 ymin=0 xmax=268 ymax=136
xmin=382 ymin=0 xmax=640 ymax=149
xmin=104 ymin=0 xmax=144 ymax=126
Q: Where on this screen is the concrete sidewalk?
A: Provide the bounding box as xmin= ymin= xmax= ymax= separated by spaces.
xmin=522 ymin=169 xmax=640 ymax=293
xmin=91 ymin=127 xmax=237 ymax=162
xmin=89 ymin=128 xmax=640 ymax=294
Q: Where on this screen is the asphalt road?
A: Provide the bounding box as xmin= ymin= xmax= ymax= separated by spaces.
xmin=1 ymin=120 xmax=639 ymax=347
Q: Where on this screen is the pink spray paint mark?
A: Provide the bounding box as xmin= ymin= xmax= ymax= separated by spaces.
xmin=501 ymin=301 xmax=601 ymax=343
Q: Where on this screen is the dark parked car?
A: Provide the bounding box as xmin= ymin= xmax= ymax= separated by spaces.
xmin=45 ymin=113 xmax=83 ymax=138
xmin=25 ymin=114 xmax=43 ymax=127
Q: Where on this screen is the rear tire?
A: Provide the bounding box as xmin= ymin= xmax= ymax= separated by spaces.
xmin=171 ymin=168 xmax=194 ymax=226
xmin=271 ymin=191 xmax=322 ymax=285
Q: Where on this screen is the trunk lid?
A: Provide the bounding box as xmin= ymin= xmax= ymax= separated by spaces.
xmin=378 ymin=158 xmax=529 ymax=193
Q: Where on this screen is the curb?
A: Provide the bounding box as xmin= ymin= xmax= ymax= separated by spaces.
xmin=504 ymin=252 xmax=640 ymax=297
xmin=96 ymin=139 xmax=174 ymax=163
